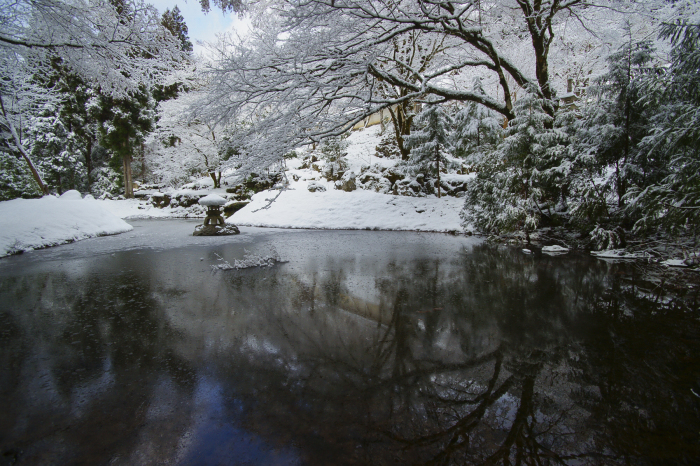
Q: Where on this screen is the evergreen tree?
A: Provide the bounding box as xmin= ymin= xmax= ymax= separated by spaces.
xmin=320 ymin=135 xmax=348 ymax=182
xmin=574 ymin=26 xmax=655 ymax=212
xmin=404 ymin=102 xmax=454 ymax=198
xmin=37 ymin=58 xmax=104 ymax=189
xmin=95 ymin=86 xmax=157 ymax=198
xmin=161 ymin=6 xmax=193 ymax=53
xmin=462 ymin=89 xmax=569 ymax=239
xmin=452 ymin=78 xmax=503 ymax=163
xmin=0 ymin=153 xmax=41 ymax=200
xmin=27 ymin=102 xmax=86 ymax=194
xmin=625 ymin=22 xmax=700 ymax=238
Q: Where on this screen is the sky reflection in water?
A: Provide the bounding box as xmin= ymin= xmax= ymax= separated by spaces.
xmin=0 ymin=221 xmax=698 ymax=465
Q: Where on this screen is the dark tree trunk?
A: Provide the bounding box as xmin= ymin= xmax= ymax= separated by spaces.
xmin=210 ymin=171 xmax=222 ymax=188
xmin=85 ymin=139 xmax=93 ymax=187
xmin=122 ymin=147 xmax=133 ymax=199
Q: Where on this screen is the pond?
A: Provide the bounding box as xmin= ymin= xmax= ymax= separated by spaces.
xmin=0 ymin=220 xmax=698 ymax=465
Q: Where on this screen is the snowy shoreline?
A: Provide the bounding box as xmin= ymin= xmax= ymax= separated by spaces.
xmin=0 ymin=192 xmax=133 ymax=257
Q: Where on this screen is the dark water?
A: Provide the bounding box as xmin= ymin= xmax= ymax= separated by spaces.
xmin=1 ymin=220 xmax=699 ymax=465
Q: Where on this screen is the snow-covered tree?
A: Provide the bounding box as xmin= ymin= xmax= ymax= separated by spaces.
xmin=146 ymin=79 xmax=235 ymax=188
xmin=162 ymin=5 xmax=193 ymax=52
xmin=0 ymin=0 xmax=184 ymax=98
xmin=27 ymin=103 xmax=87 ymax=195
xmin=0 ymin=0 xmax=185 ymax=198
xmin=462 ymin=89 xmax=569 ymax=238
xmin=452 ymin=78 xmax=503 ymax=164
xmin=197 ymin=0 xmax=642 ymax=173
xmin=374 ymin=31 xmax=455 ymax=160
xmin=404 ymin=102 xmax=455 ymax=198
xmin=625 ymin=20 xmax=700 ymax=238
xmin=320 ymin=136 xmax=349 ymax=182
xmin=573 ymin=25 xmax=655 ymax=213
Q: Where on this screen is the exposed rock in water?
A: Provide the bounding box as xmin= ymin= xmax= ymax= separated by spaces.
xmin=193 ymin=224 xmax=240 ymax=236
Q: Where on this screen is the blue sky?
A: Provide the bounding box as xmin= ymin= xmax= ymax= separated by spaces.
xmin=148 ymin=0 xmax=250 ymax=55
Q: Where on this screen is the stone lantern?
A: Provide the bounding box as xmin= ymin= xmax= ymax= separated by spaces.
xmin=193 ymin=194 xmax=240 ymax=236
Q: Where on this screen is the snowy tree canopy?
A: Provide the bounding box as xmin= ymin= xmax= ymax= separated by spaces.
xmin=195 ymin=0 xmax=658 ymax=172
xmin=0 ymin=0 xmax=186 ymax=98
xmin=0 ymin=0 xmax=188 ymax=196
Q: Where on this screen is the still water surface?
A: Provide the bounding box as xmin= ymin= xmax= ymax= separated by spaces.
xmin=0 ymin=220 xmax=699 ymax=465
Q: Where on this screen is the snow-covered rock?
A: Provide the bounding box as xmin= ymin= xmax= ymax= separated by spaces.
xmin=542 ymin=245 xmax=569 ymax=255
xmin=591 ymin=249 xmax=650 ymax=260
xmin=307 ymin=181 xmax=327 ymax=192
xmin=661 ymin=259 xmax=689 ymax=268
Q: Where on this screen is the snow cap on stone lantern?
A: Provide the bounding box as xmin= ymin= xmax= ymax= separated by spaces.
xmin=198 ymin=194 xmax=227 ymax=206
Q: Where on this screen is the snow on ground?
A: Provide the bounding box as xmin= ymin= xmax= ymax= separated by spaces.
xmin=91 ymin=127 xmax=470 ymax=233
xmin=344 ymin=127 xmax=391 ymax=171
xmin=231 ymin=188 xmax=465 ymax=232
xmin=0 ymin=191 xmax=133 ymax=257
xmin=232 ymin=127 xmax=468 ymax=232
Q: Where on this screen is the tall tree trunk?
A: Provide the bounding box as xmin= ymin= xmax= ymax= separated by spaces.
xmin=210 ymin=171 xmax=221 ymax=188
xmin=122 ymin=145 xmax=133 ymax=198
xmin=85 ymin=138 xmax=93 ymax=188
xmin=389 ymin=104 xmax=413 ymax=160
xmin=0 ymin=95 xmax=49 ymax=196
xmin=519 ymin=2 xmax=556 ymax=121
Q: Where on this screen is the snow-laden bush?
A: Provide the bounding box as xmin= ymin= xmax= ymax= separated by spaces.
xmin=0 ymin=153 xmax=41 ymax=200
xmin=91 ymin=166 xmax=121 ymax=198
xmin=590 ymin=225 xmax=625 ymax=251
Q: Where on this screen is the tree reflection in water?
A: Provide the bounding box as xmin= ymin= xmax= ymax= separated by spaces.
xmin=212 ymin=245 xmax=700 ymax=465
xmin=1 ymin=240 xmax=699 ymax=465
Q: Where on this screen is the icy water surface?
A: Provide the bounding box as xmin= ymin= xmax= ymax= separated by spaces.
xmin=0 ymin=220 xmax=699 ymax=465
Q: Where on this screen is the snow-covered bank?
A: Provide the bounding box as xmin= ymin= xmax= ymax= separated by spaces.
xmin=0 ymin=192 xmax=133 ymax=257
xmin=231 ymin=188 xmax=465 ymax=232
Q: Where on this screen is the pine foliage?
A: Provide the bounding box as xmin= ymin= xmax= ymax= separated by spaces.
xmin=572 ymin=28 xmax=655 ymax=217
xmin=462 ymin=90 xmax=569 ymax=237
xmin=404 ymin=102 xmax=455 ymax=197
xmin=625 ymin=22 xmax=700 ymax=238
xmin=162 ymin=6 xmax=193 ymax=53
xmin=453 ymin=79 xmax=503 ymax=163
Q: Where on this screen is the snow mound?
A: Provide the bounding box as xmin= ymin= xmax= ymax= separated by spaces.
xmin=231 ymin=188 xmax=464 ymax=232
xmin=198 ymin=194 xmax=227 ymax=206
xmin=60 ymin=190 xmax=83 ymax=200
xmin=0 ymin=196 xmax=133 ymax=257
